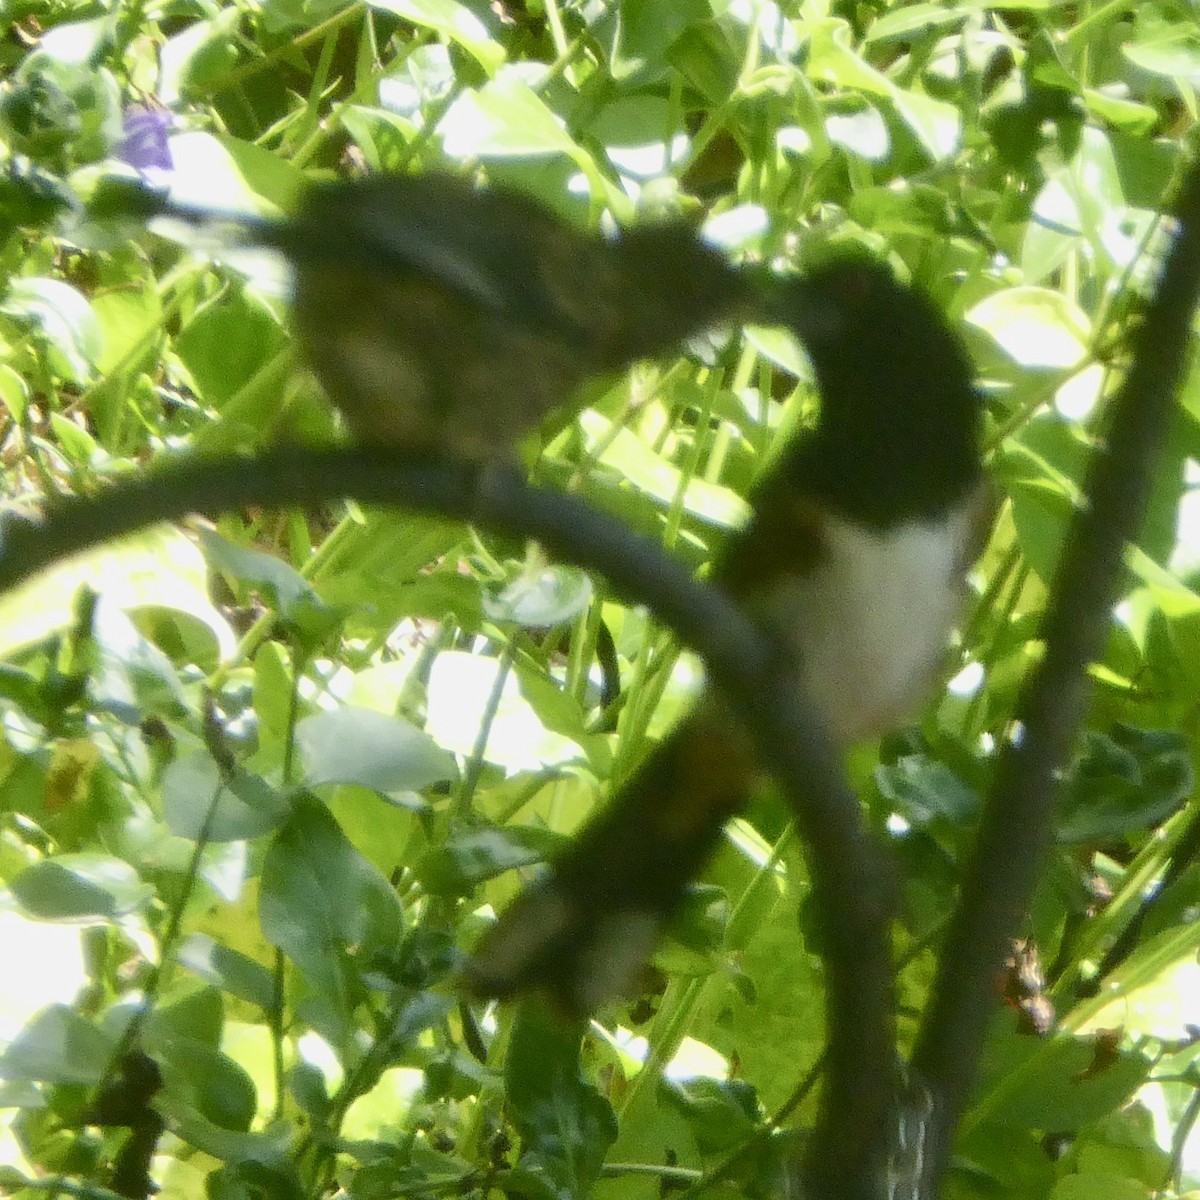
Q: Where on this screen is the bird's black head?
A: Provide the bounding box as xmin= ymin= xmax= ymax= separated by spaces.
xmin=773 ymin=255 xmax=983 ymax=526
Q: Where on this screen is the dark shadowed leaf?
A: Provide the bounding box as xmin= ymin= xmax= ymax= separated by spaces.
xmin=505 ymin=999 xmax=617 ymax=1194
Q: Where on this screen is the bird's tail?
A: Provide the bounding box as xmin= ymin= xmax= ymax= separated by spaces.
xmin=464 ymin=696 xmax=756 ymax=1019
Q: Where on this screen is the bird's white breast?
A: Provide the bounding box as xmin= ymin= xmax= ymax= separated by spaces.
xmin=756 ymin=509 xmax=975 ymax=747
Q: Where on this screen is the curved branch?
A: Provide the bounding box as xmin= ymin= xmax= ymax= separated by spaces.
xmin=911 ymin=154 xmax=1200 ymax=1194
xmin=0 ymin=446 xmax=895 ymax=1199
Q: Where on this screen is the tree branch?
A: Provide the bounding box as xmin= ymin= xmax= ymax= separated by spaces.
xmin=0 ymin=447 xmax=895 ymax=1198
xmin=911 ymin=153 xmax=1200 ymax=1196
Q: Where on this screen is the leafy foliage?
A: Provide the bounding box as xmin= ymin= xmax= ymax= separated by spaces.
xmin=1 ymin=1 xmax=1200 ymax=1199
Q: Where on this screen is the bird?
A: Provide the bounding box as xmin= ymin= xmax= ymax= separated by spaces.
xmin=127 ymin=172 xmax=756 ymax=456
xmin=464 ymin=253 xmax=992 ymax=1018
xmin=284 ymin=174 xmax=757 ymax=454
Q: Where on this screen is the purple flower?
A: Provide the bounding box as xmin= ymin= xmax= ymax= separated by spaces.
xmin=119 ymin=104 xmax=173 ymax=181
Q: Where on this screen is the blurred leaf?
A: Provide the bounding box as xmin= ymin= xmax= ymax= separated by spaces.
xmin=176 ymin=934 xmax=276 ymax=1010
xmin=439 ymin=73 xmax=590 ymax=168
xmin=426 ymin=651 xmax=584 ymax=770
xmin=876 ymin=757 xmax=980 ymax=827
xmin=297 ymin=708 xmax=458 ymax=793
xmin=506 ymin=999 xmax=617 ymax=1193
xmin=369 ymin=0 xmax=503 ymax=72
xmin=966 ymin=287 xmax=1091 ymax=369
xmin=11 ymin=854 xmax=153 ymax=921
xmin=1 ymin=277 xmax=101 ymax=383
xmin=661 ymin=1077 xmax=758 ymax=1155
xmin=153 ymin=1033 xmax=257 ymax=1132
xmin=259 ymin=798 xmax=404 ymax=1040
xmin=163 ymin=753 xmax=289 ymax=842
xmin=1122 ymin=12 xmax=1200 ymax=83
xmin=0 ymin=1005 xmax=112 ymax=1085
xmin=1051 ymin=1174 xmax=1150 ymax=1200
xmin=416 ymin=823 xmax=558 ymax=896
xmin=198 ymin=528 xmax=343 ymax=644
xmin=159 ymin=9 xmax=240 ymax=103
xmin=164 ymin=130 xmax=302 ymax=215
xmin=1057 ymin=726 xmax=1192 ymax=844
xmin=89 ymin=597 xmax=188 ymax=722
xmin=580 ymin=411 xmax=749 ymax=529
xmin=484 ymin=565 xmax=592 ymax=628
xmin=978 ymin=1024 xmax=1150 ymax=1132
xmin=175 ymin=295 xmax=288 ymax=410
xmin=1079 ymin=925 xmax=1200 ymax=1042
xmin=826 ymin=105 xmax=890 ymax=161
xmin=808 ymin=18 xmax=959 ymax=158
xmin=0 ymin=526 xmax=235 ymax=661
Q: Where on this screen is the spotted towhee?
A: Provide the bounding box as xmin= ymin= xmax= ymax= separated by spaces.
xmin=465 ymin=256 xmax=992 ymax=1017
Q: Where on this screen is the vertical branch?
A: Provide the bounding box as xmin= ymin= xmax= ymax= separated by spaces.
xmin=911 ymin=154 xmax=1200 ymax=1195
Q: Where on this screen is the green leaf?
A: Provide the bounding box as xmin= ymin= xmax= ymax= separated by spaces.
xmin=198 ymin=529 xmax=341 ymax=642
xmin=438 ymin=73 xmax=591 ymax=170
xmin=1080 ymin=925 xmax=1200 ymax=1042
xmin=580 ymin=411 xmax=749 ymax=529
xmin=890 ymin=89 xmax=961 ymax=161
xmin=163 ymin=130 xmax=302 ymax=215
xmin=1051 ymin=1175 xmax=1150 ymax=1200
xmin=0 ymin=1005 xmax=112 ymax=1085
xmin=176 ymin=934 xmax=276 ymax=1010
xmin=259 ymin=799 xmax=404 ymax=1042
xmin=296 ymin=708 xmax=458 ymax=794
xmin=743 ymin=325 xmax=813 ymax=380
xmin=875 ymin=757 xmax=980 ymax=827
xmin=416 ymin=823 xmax=557 ymax=896
xmin=866 ymin=5 xmax=964 ymax=42
xmin=339 ymin=106 xmax=419 ymax=173
xmin=175 ymin=295 xmax=288 ymax=410
xmin=611 ymin=0 xmax=708 ymax=80
xmin=966 ymin=286 xmax=1091 ymax=369
xmin=808 ymin=19 xmax=893 ymax=98
xmin=163 ymin=753 xmax=290 ymax=842
xmin=687 ymin=890 xmax=824 ymax=1112
xmin=668 ymin=21 xmax=741 ymax=104
xmin=89 ymin=598 xmax=188 ymax=721
xmin=0 ymin=526 xmax=235 ymax=661
xmin=483 ymin=565 xmax=592 ymax=628
xmin=808 ymin=18 xmax=960 ymax=159
xmin=978 ymin=1022 xmax=1150 ymax=1132
xmin=1 ymin=277 xmax=101 ymax=382
xmin=825 ymin=104 xmax=890 ymax=160
xmin=160 ymin=9 xmax=240 ymax=103
xmin=1057 ymin=726 xmax=1192 ymax=844
xmin=1082 ymin=88 xmax=1157 ymax=134
xmin=205 ymin=1160 xmax=303 ymax=1200
xmin=505 ymin=999 xmax=617 ymax=1194
xmin=11 ymin=854 xmax=153 ymax=921
xmin=661 ymin=1077 xmax=759 ymax=1155
xmin=0 ymin=364 xmax=28 ymax=423
xmin=426 ymin=651 xmax=584 ymax=770
xmin=1122 ymin=12 xmax=1200 ymax=84
xmin=152 ymin=1033 xmax=257 ymax=1132
xmin=369 ymin=0 xmax=504 ymax=72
